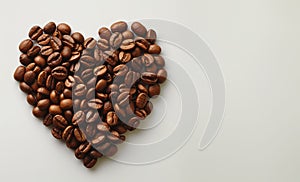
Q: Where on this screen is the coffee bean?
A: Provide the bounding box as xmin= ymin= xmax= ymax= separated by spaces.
xmin=157 ymin=68 xmax=167 ymax=83
xmin=63 ymin=88 xmax=72 ymax=99
xmin=51 ymin=127 xmax=63 ymax=139
xmin=120 ymin=39 xmax=135 ymax=50
xmin=62 ymin=35 xmax=75 ymax=49
xmin=148 ymin=44 xmax=161 ymax=54
xmin=106 ymin=111 xmax=119 ymax=126
xmin=36 ymin=70 xmax=47 ymax=86
xmin=61 ymin=46 xmax=72 ymax=59
xmin=47 ymin=52 xmax=62 ymax=67
xmin=34 ymin=56 xmax=46 ymax=68
xmin=125 ymin=71 xmax=139 ymax=86
xmin=20 ymin=54 xmax=32 ymax=66
xmin=122 ymin=30 xmax=134 ymax=39
xmin=142 ymin=53 xmax=155 ymax=66
xmin=131 ymin=22 xmax=147 ymax=37
xmin=111 ymin=21 xmax=128 ymax=33
xmin=75 ymin=142 xmax=91 ymax=159
xmin=46 ymin=75 xmax=56 ymax=90
xmin=135 ymin=37 xmax=150 ymax=51
xmin=87 ymin=98 xmax=103 ymax=110
xmin=97 ymin=122 xmax=110 ymax=132
xmin=14 ymin=66 xmax=26 ymax=81
xmin=146 ymin=29 xmax=157 ymax=43
xmin=135 ymin=109 xmax=147 ymax=120
xmin=53 ymin=114 xmax=68 ymax=129
xmin=127 ymin=117 xmax=140 ymax=129
xmin=148 ymin=84 xmax=160 ymax=97
xmin=114 ymin=103 xmax=126 ymax=119
xmin=95 ymin=79 xmax=107 ymax=92
xmin=64 ymin=75 xmax=75 ymax=88
xmin=85 ymin=123 xmax=96 ymax=137
xmin=98 ymin=27 xmax=112 ymax=40
xmin=69 ymin=51 xmax=81 ymax=62
xmin=131 ymin=47 xmax=142 ymax=58
xmin=37 ymin=87 xmax=50 ymax=97
xmin=74 ymin=84 xmax=87 ymax=97
xmin=92 ymin=133 xmax=106 ymax=145
xmin=40 ymin=46 xmax=53 ymax=57
xmin=32 ymin=107 xmax=47 ymax=118
xmin=74 ymin=127 xmax=86 ymax=143
xmin=81 ymin=68 xmax=93 ymax=81
xmin=50 ymin=37 xmax=62 ymax=51
xmin=52 ymin=30 xmax=63 ymax=40
xmin=71 ymin=32 xmax=84 ymax=44
xmin=83 ymin=155 xmax=97 ymax=168
xmin=90 ymin=150 xmax=103 ymax=158
xmin=37 ymin=99 xmax=50 ymax=110
xmin=114 ymin=125 xmax=127 ymax=134
xmin=43 ymin=113 xmax=53 ymax=126
xmin=141 ymin=72 xmax=158 ymax=84
xmin=43 ymin=22 xmax=56 ymax=34
xmin=94 ymin=65 xmax=107 ymax=77
xmin=113 ymin=64 xmax=128 ymax=77
xmin=138 ymin=84 xmax=148 ymax=94
xmin=51 ymin=66 xmax=68 ymax=80
xmin=154 ymin=55 xmax=165 ymax=67
xmin=107 ymin=131 xmax=122 ymax=144
xmin=136 ymin=93 xmax=148 ymax=108
xmin=27 ymin=46 xmax=41 ymax=58
xmin=119 ymin=51 xmax=132 ymax=63
xmin=72 ymin=111 xmax=85 ymax=125
xmin=19 ymin=39 xmax=33 ymax=53
xmin=97 ymin=38 xmax=109 ymax=50
xmin=57 ymin=23 xmax=71 ymax=35
xmin=49 ymin=105 xmax=62 ymax=115
xmin=62 ymin=125 xmax=74 ymax=141
xmin=109 ymin=32 xmax=123 ymax=49
xmin=37 ymin=34 xmax=50 ymax=46
xmin=86 ymin=110 xmax=99 ymax=123
xmin=145 ymin=101 xmax=153 ymax=115
xmin=29 ymin=25 xmax=43 ymax=40
xmin=105 ymin=144 xmax=118 ymax=157
xmin=103 ymin=50 xmax=118 ymax=66
xmin=24 ymin=70 xmax=36 ymax=84
xmin=27 ymin=94 xmax=37 ymax=106
xmin=84 ymin=37 xmax=97 ymax=50
xmin=60 ymin=99 xmax=72 ymax=110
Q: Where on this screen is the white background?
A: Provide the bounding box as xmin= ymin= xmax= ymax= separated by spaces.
xmin=1 ymin=0 xmax=300 ymax=181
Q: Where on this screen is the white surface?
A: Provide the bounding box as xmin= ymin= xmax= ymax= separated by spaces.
xmin=1 ymin=0 xmax=300 ymax=181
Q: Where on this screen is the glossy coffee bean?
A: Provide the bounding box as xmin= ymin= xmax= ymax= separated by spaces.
xmin=43 ymin=22 xmax=56 ymax=34
xmin=50 ymin=37 xmax=62 ymax=51
xmin=131 ymin=22 xmax=147 ymax=37
xmin=29 ymin=25 xmax=43 ymax=40
xmin=107 ymin=111 xmax=119 ymax=126
xmin=87 ymin=98 xmax=103 ymax=110
xmin=72 ymin=111 xmax=85 ymax=125
xmin=122 ymin=30 xmax=134 ymax=39
xmin=19 ymin=54 xmax=32 ymax=66
xmin=51 ymin=127 xmax=63 ymax=139
xmin=136 ymin=93 xmax=148 ymax=108
xmin=71 ymin=32 xmax=84 ymax=44
xmin=53 ymin=114 xmax=68 ymax=129
xmin=47 ymin=52 xmax=62 ymax=67
xmin=157 ymin=68 xmax=167 ymax=83
xmin=61 ymin=46 xmax=72 ymax=59
xmin=74 ymin=84 xmax=87 ymax=97
xmin=111 ymin=21 xmax=128 ymax=33
xmin=34 ymin=56 xmax=46 ymax=68
xmin=37 ymin=99 xmax=51 ymax=110
xmin=148 ymin=44 xmax=161 ymax=54
xmin=109 ymin=32 xmax=123 ymax=49
xmin=32 ymin=107 xmax=47 ymax=118
xmin=51 ymin=66 xmax=68 ymax=80
xmin=83 ymin=155 xmax=97 ymax=168
xmin=60 ymin=99 xmax=72 ymax=110
xmin=19 ymin=39 xmax=33 ymax=53
xmin=49 ymin=105 xmax=62 ymax=115
xmin=141 ymin=72 xmax=158 ymax=84
xmin=57 ymin=23 xmax=71 ymax=35
xmin=14 ymin=66 xmax=26 ymax=81
xmin=148 ymin=84 xmax=160 ymax=97
xmin=62 ymin=35 xmax=75 ymax=49
xmin=95 ymin=79 xmax=107 ymax=92
xmin=27 ymin=46 xmax=41 ymax=58
xmin=84 ymin=37 xmax=97 ymax=50
xmin=146 ymin=29 xmax=157 ymax=43
xmin=74 ymin=127 xmax=86 ymax=142
xmin=23 ymin=71 xmax=36 ymax=84
xmin=27 ymin=94 xmax=37 ymax=106
xmin=98 ymin=27 xmax=112 ymax=40
xmin=37 ymin=34 xmax=50 ymax=46
xmin=119 ymin=51 xmax=132 ymax=63
xmin=120 ymin=39 xmax=135 ymax=50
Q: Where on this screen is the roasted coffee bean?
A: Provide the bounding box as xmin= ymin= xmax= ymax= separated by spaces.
xmin=51 ymin=127 xmax=62 ymax=139
xmin=37 ymin=87 xmax=50 ymax=97
xmin=97 ymin=122 xmax=110 ymax=132
xmin=145 ymin=101 xmax=153 ymax=115
xmin=72 ymin=111 xmax=85 ymax=125
xmin=47 ymin=52 xmax=62 ymax=67
xmin=109 ymin=32 xmax=123 ymax=49
xmin=146 ymin=29 xmax=157 ymax=43
xmin=113 ymin=64 xmax=128 ymax=77
xmin=74 ymin=127 xmax=86 ymax=143
xmin=40 ymin=45 xmax=54 ymax=57
xmin=135 ymin=109 xmax=147 ymax=119
xmin=14 ymin=66 xmax=26 ymax=81
xmin=61 ymin=46 xmax=72 ymax=59
xmin=62 ymin=35 xmax=75 ymax=49
xmin=122 ymin=30 xmax=134 ymax=39
xmin=74 ymin=84 xmax=87 ymax=97
xmin=32 ymin=106 xmax=47 ymax=118
xmin=64 ymin=75 xmax=75 ymax=88
xmin=52 ymin=30 xmax=63 ymax=40
xmin=98 ymin=27 xmax=112 ymax=40
xmin=148 ymin=44 xmax=161 ymax=54
xmin=63 ymin=88 xmax=72 ymax=98
xmin=157 ymin=68 xmax=167 ymax=83
xmin=62 ymin=125 xmax=74 ymax=141
xmin=131 ymin=47 xmax=142 ymax=57
xmin=27 ymin=46 xmax=41 ymax=58
xmin=148 ymin=84 xmax=160 ymax=97
xmin=49 ymin=105 xmax=62 ymax=115
xmin=114 ymin=125 xmax=127 ymax=134
xmin=117 ymin=91 xmax=130 ymax=107
xmin=24 ymin=71 xmax=36 ymax=84
xmin=131 ymin=22 xmax=147 ymax=37
xmin=26 ymin=63 xmax=36 ymax=72
xmin=138 ymin=83 xmax=148 ymax=94
xmin=44 ymin=66 xmax=52 ymax=74
xmin=141 ymin=72 xmax=158 ymax=84
xmin=92 ymin=133 xmax=106 ymax=145
xmin=86 ymin=110 xmax=99 ymax=123
xmin=19 ymin=54 xmax=32 ymax=66
xmin=111 ymin=21 xmax=128 ymax=33
xmin=71 ymin=32 xmax=84 ymax=44
xmin=90 ymin=150 xmax=103 ymax=158
xmin=29 ymin=25 xmax=43 ymax=40
xmin=85 ymin=123 xmax=96 ymax=137
xmin=37 ymin=34 xmax=50 ymax=46
xmin=31 ymin=81 xmax=39 ymax=92
xmin=142 ymin=53 xmax=155 ymax=66
xmin=97 ymin=39 xmax=109 ymax=50
xmin=34 ymin=56 xmax=46 ymax=68
xmin=27 ymin=94 xmax=37 ymax=106
xmin=88 ymin=98 xmax=103 ymax=109
xmin=57 ymin=23 xmax=71 ymax=35
xmin=106 ymin=111 xmax=119 ymax=126
xmin=19 ymin=39 xmax=33 ymax=53
xmin=135 ymin=37 xmax=150 ymax=50
xmin=60 ymin=99 xmax=72 ymax=110
xmin=43 ymin=113 xmax=53 ymax=126
xmin=75 ymin=142 xmax=92 ymax=159
xmin=83 ymin=155 xmax=97 ymax=168
xmin=125 ymin=71 xmax=139 ymax=86
xmin=96 ymin=79 xmax=107 ymax=92
xmin=43 ymin=22 xmax=56 ymax=34
xmin=81 ymin=68 xmax=93 ymax=81
xmin=114 ymin=103 xmax=126 ymax=119
xmin=154 ymin=55 xmax=165 ymax=67
xmin=96 ymin=142 xmax=111 ymax=154
xmin=53 ymin=115 xmax=68 ymax=129
xmin=119 ymin=51 xmax=132 ymax=63
xmin=94 ymin=65 xmax=107 ymax=77
xmin=120 ymin=39 xmax=135 ymax=50
xmin=64 ymin=110 xmax=73 ymax=123
xmin=46 ymin=75 xmax=56 ymax=90
xmin=103 ymin=50 xmax=118 ymax=66
xmin=105 ymin=144 xmax=118 ymax=157
xmin=84 ymin=37 xmax=97 ymax=50
xmin=136 ymin=93 xmax=148 ymax=108
xmin=50 ymin=37 xmax=62 ymax=51
xmin=80 ymin=55 xmax=95 ymax=67
xmin=69 ymin=51 xmax=81 ymax=62
xmin=103 ymin=101 xmax=113 ymax=115
xmin=37 ymin=99 xmax=51 ymax=110
xmin=51 ymin=66 xmax=68 ymax=80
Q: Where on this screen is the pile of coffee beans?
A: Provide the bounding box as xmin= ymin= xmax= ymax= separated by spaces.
xmin=14 ymin=21 xmax=167 ymax=168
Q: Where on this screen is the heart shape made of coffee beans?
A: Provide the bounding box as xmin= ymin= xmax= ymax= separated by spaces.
xmin=13 ymin=21 xmax=167 ymax=168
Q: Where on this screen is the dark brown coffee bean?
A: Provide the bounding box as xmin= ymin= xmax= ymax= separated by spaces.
xmin=72 ymin=111 xmax=85 ymax=125
xmin=141 ymin=72 xmax=158 ymax=84
xmin=119 ymin=51 xmax=131 ymax=63
xmin=61 ymin=46 xmax=72 ymax=59
xmin=106 ymin=111 xmax=119 ymax=126
xmin=135 ymin=37 xmax=150 ymax=51
xmin=46 ymin=75 xmax=56 ymax=90
xmin=49 ymin=105 xmax=62 ymax=115
xmin=131 ymin=47 xmax=142 ymax=57
xmin=94 ymin=65 xmax=107 ymax=77
xmin=84 ymin=37 xmax=97 ymax=49
xmin=157 ymin=68 xmax=167 ymax=83
xmin=25 ymin=62 xmax=36 ymax=72
xmin=120 ymin=39 xmax=135 ymax=50
xmin=86 ymin=110 xmax=99 ymax=123
xmin=114 ymin=125 xmax=127 ymax=134
xmin=40 ymin=45 xmax=53 ymax=57
xmin=29 ymin=25 xmax=43 ymax=40
xmin=142 ymin=53 xmax=155 ymax=66
xmin=114 ymin=103 xmax=126 ymax=120
xmin=43 ymin=113 xmax=53 ymax=126
xmin=34 ymin=56 xmax=46 ymax=67
xmin=97 ymin=39 xmax=109 ymax=50
xmin=88 ymin=98 xmax=103 ymax=109
xmin=81 ymin=68 xmax=93 ymax=81
xmin=103 ymin=101 xmax=113 ymax=115
xmin=113 ymin=64 xmax=128 ymax=77
xmin=148 ymin=44 xmax=161 ymax=54
xmin=90 ymin=150 xmax=103 ymax=158
xmin=37 ymin=34 xmax=50 ymax=46
xmin=62 ymin=125 xmax=74 ymax=141
xmin=74 ymin=84 xmax=87 ymax=97
xmin=19 ymin=39 xmax=33 ymax=53
xmin=56 ymin=81 xmax=65 ymax=94
xmin=95 ymin=79 xmax=107 ymax=92
xmin=27 ymin=94 xmax=37 ymax=106
xmin=109 ymin=32 xmax=123 ymax=49
xmin=30 ymin=81 xmax=39 ymax=92
xmin=63 ymin=88 xmax=72 ymax=99
xmin=24 ymin=71 xmax=36 ymax=84
xmin=145 ymin=101 xmax=153 ymax=115
xmin=83 ymin=155 xmax=97 ymax=168
xmin=80 ymin=55 xmax=95 ymax=67
xmin=51 ymin=66 xmax=68 ymax=80
xmin=37 ymin=87 xmax=50 ymax=97
xmin=37 ymin=71 xmax=47 ymax=86
xmin=71 ymin=32 xmax=84 ymax=44
xmin=32 ymin=107 xmax=47 ymax=118
xmin=136 ymin=93 xmax=148 ymax=108
xmin=125 ymin=71 xmax=139 ymax=86
xmin=135 ymin=109 xmax=148 ymax=119
xmin=98 ymin=27 xmax=112 ymax=40
xmin=60 ymin=99 xmax=72 ymax=110
xmin=74 ymin=127 xmax=86 ymax=143
xmin=148 ymin=84 xmax=160 ymax=97
xmin=64 ymin=76 xmax=75 ymax=88
xmin=27 ymin=46 xmax=41 ymax=58
xmin=111 ymin=21 xmax=128 ymax=33
xmin=53 ymin=114 xmax=68 ymax=129
xmin=19 ymin=54 xmax=32 ymax=66
xmin=57 ymin=23 xmax=71 ymax=35
xmin=14 ymin=66 xmax=26 ymax=81
xmin=62 ymin=35 xmax=75 ymax=49
xmin=47 ymin=52 xmax=62 ymax=67
xmin=51 ymin=127 xmax=62 ymax=139
xmin=69 ymin=51 xmax=81 ymax=62
xmin=50 ymin=37 xmax=62 ymax=51
xmin=52 ymin=30 xmax=63 ymax=40
xmin=138 ymin=84 xmax=148 ymax=94
xmin=103 ymin=50 xmax=118 ymax=66
xmin=43 ymin=22 xmax=56 ymax=34
xmin=97 ymin=122 xmax=110 ymax=132
xmin=122 ymin=30 xmax=134 ymax=39
xmin=154 ymin=55 xmax=165 ymax=67
xmin=75 ymin=142 xmax=92 ymax=159
xmin=92 ymin=133 xmax=106 ymax=145
xmin=131 ymin=22 xmax=147 ymax=37
xmin=37 ymin=99 xmax=50 ymax=110
xmin=146 ymin=29 xmax=157 ymax=43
